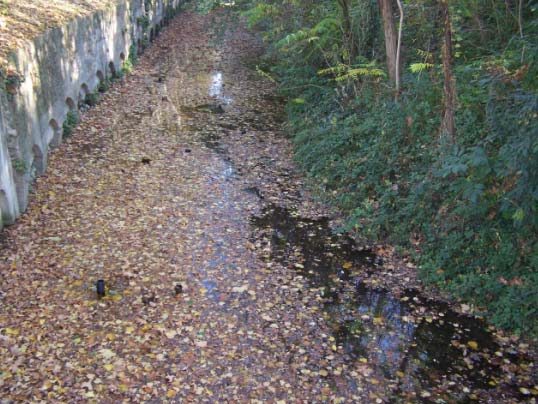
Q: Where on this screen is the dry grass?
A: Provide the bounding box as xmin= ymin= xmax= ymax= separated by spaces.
xmin=0 ymin=0 xmax=121 ymax=69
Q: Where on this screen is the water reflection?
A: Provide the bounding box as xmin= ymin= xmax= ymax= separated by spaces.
xmin=251 ymin=204 xmax=510 ymax=400
xmin=209 ymin=71 xmax=233 ymax=104
xmin=209 ymin=72 xmax=223 ymax=97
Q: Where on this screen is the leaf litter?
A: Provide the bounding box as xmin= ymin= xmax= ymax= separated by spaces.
xmin=0 ymin=6 xmax=537 ymax=403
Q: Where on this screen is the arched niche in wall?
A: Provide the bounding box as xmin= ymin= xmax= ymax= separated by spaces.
xmin=0 ymin=189 xmax=10 ymax=225
xmin=96 ymin=70 xmax=106 ymax=93
xmin=66 ymin=97 xmax=76 ymax=111
xmin=63 ymin=98 xmax=79 ymax=140
xmin=109 ymin=61 xmax=117 ymax=79
xmin=78 ymin=83 xmax=90 ymax=108
xmin=31 ymin=144 xmax=44 ymax=176
xmin=49 ymin=119 xmax=62 ymax=149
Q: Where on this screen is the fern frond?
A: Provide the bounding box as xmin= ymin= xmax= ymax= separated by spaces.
xmin=318 ymin=63 xmax=386 ymax=81
xmin=410 ymin=63 xmax=435 ymax=73
xmin=335 ymin=68 xmax=386 ymax=81
xmin=318 ymin=63 xmax=348 ymax=76
xmin=416 ymin=49 xmax=433 ymax=59
xmin=276 ymin=30 xmax=309 ymax=48
xmin=311 ymin=17 xmax=339 ymax=35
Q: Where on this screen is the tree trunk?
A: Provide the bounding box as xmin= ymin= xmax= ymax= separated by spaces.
xmin=518 ymin=0 xmax=524 ymax=38
xmin=378 ymin=0 xmax=398 ymax=85
xmin=337 ymin=0 xmax=357 ymax=61
xmin=395 ymin=0 xmax=404 ymax=97
xmin=440 ymin=0 xmax=456 ymax=141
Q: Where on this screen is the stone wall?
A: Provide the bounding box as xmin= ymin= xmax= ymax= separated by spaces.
xmin=0 ymin=0 xmax=182 ymax=227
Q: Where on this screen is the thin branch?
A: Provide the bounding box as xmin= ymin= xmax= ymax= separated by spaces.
xmin=395 ymin=0 xmax=404 ymax=100
xmin=518 ymin=0 xmax=524 ymax=38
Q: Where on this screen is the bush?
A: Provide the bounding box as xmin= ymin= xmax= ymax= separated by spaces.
xmin=240 ymin=0 xmax=538 ymax=334
xmin=62 ymin=110 xmax=79 ymax=139
xmin=84 ymin=91 xmax=100 ymax=107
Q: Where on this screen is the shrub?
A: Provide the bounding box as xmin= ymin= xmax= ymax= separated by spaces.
xmin=62 ymin=110 xmax=79 ymax=139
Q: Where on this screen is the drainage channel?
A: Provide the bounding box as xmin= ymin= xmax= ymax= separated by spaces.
xmin=251 ymin=204 xmax=531 ymax=402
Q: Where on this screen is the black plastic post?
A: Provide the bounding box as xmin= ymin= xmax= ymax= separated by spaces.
xmin=96 ymin=280 xmax=106 ymax=297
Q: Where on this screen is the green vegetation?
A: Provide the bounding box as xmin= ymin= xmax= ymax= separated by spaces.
xmin=0 ymin=0 xmax=8 ymax=16
xmin=98 ymin=78 xmax=111 ymax=93
xmin=128 ymin=42 xmax=138 ymax=65
xmin=84 ymin=90 xmax=100 ymax=107
xmin=12 ymin=158 xmax=27 ymax=174
xmin=62 ymin=110 xmax=79 ymax=139
xmin=189 ymin=0 xmax=236 ymax=14
xmin=137 ymin=15 xmax=151 ymax=31
xmin=121 ymin=43 xmax=139 ymax=76
xmin=1 ymin=67 xmax=25 ymax=97
xmin=3 ymin=72 xmax=24 ymax=89
xmin=194 ymin=0 xmax=221 ymax=13
xmin=238 ymin=0 xmax=538 ymax=335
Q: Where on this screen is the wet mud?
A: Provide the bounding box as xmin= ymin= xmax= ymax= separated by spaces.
xmin=252 ymin=204 xmax=533 ymax=402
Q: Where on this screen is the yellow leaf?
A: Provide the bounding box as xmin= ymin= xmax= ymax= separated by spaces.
xmin=166 ymin=389 xmax=177 ymax=398
xmin=319 ymin=369 xmax=328 ymax=377
xmin=99 ymin=349 xmax=116 ymax=360
xmin=41 ymin=380 xmax=52 ymax=390
xmin=342 ymin=262 xmax=352 ymax=269
xmin=519 ymin=387 xmax=531 ymax=395
xmin=359 ymin=357 xmax=368 ymax=363
xmin=106 ymin=333 xmax=116 ymax=341
xmin=125 ymin=326 xmax=135 ymax=334
xmin=467 ymin=341 xmax=478 ymax=350
xmin=165 ymin=330 xmax=177 ymax=339
xmin=5 ymin=328 xmax=19 ymax=336
xmin=331 ymin=345 xmax=337 ymax=351
xmin=104 ymin=364 xmax=114 ymax=372
xmin=141 ymin=324 xmax=152 ymax=332
xmin=373 ymin=317 xmax=384 ymax=325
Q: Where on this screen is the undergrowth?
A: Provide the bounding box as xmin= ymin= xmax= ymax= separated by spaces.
xmin=239 ymin=0 xmax=538 ymax=335
xmin=62 ymin=110 xmax=79 ymax=139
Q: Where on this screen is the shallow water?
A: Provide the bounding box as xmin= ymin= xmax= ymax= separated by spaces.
xmin=251 ymin=204 xmax=527 ymax=402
